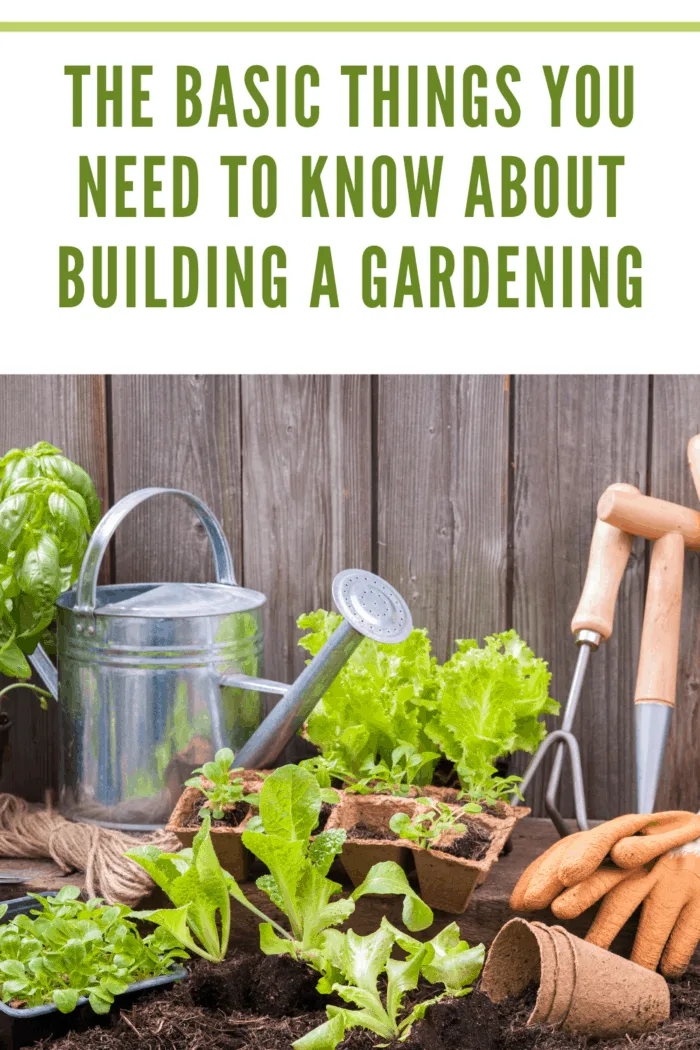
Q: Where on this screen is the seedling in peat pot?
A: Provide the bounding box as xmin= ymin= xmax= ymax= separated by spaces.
xmin=130 ymin=767 xmax=433 ymax=977
xmin=389 ymin=799 xmax=481 ymax=849
xmin=184 ymin=747 xmax=260 ymax=820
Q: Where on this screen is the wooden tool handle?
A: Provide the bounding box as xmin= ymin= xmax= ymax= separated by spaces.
xmin=571 ymin=484 xmax=638 ymax=640
xmin=634 ymin=531 xmax=685 ymax=708
xmin=597 ymin=487 xmax=700 ymax=550
xmin=688 ymin=435 xmax=700 ymax=503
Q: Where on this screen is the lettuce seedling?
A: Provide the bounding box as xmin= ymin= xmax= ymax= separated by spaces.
xmin=185 ymin=747 xmax=260 ymax=820
xmin=128 ymin=815 xmax=281 ymax=962
xmin=298 ymin=610 xmax=439 ymax=782
xmin=341 ymin=743 xmax=441 ymax=797
xmin=292 ymin=918 xmax=484 ymax=1049
xmin=241 ymin=766 xmax=433 ymax=972
xmin=130 ymin=767 xmax=434 ymax=977
xmin=389 ymin=798 xmax=483 ymax=849
xmin=0 ymin=885 xmax=186 ymax=1015
xmin=427 ymin=631 xmax=558 ymax=801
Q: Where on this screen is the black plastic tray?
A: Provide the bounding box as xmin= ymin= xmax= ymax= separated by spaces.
xmin=0 ymin=895 xmax=186 ymax=1049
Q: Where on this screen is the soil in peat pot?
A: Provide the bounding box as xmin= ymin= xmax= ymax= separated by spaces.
xmin=438 ymin=822 xmax=492 ymax=861
xmin=314 ymin=802 xmax=332 ymax=834
xmin=186 ymin=801 xmax=250 ymax=830
xmin=347 ymin=820 xmax=492 ymax=861
xmin=348 ymin=822 xmax=396 ymax=841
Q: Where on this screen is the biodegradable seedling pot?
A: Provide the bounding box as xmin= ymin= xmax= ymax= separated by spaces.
xmin=481 ymin=917 xmax=670 ymax=1039
xmin=324 ymin=794 xmax=419 ymax=886
xmin=327 ymin=793 xmax=527 ymax=910
xmin=0 ymin=896 xmax=185 ymax=1050
xmin=412 ymin=806 xmax=527 ymax=914
xmin=166 ymin=770 xmax=266 ymax=881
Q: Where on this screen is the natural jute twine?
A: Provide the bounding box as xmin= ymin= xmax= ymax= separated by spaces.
xmin=0 ymin=793 xmax=180 ymax=906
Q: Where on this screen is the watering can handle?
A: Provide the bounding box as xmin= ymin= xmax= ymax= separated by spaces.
xmin=74 ymin=487 xmax=236 ymax=614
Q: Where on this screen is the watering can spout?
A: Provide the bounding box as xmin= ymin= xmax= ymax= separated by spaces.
xmin=233 ymin=569 xmax=413 ymax=770
xmin=28 ymin=647 xmax=59 ymax=701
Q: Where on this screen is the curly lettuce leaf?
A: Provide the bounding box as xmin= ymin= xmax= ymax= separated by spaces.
xmin=298 ymin=610 xmax=439 ymax=778
xmin=426 ymin=630 xmax=557 ymax=796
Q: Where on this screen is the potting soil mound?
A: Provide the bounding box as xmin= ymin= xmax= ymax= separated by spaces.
xmin=31 ymin=948 xmax=700 ymax=1050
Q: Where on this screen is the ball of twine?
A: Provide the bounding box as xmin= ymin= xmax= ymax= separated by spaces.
xmin=0 ymin=793 xmax=180 ymax=905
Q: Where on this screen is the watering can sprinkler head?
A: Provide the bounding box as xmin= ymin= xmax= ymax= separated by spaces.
xmin=232 ymin=569 xmax=413 ymax=770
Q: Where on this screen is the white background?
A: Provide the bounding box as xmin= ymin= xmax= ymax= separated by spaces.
xmin=0 ymin=4 xmax=698 ymax=371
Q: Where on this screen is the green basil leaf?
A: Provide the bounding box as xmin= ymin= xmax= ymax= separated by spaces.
xmin=0 ymin=641 xmax=31 ymax=679
xmin=0 ymin=494 xmax=30 ymax=551
xmin=19 ymin=534 xmax=61 ymax=605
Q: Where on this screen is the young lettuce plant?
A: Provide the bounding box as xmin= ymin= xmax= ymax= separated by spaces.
xmin=128 ymin=815 xmax=282 ymax=962
xmin=293 ymin=918 xmax=485 ymax=1049
xmin=129 ymin=768 xmax=432 ymax=974
xmin=240 ymin=765 xmax=433 ymax=972
xmin=298 ymin=610 xmax=440 ymax=782
xmin=185 ymin=746 xmax=260 ymax=820
xmin=389 ymin=799 xmax=482 ymax=850
xmin=427 ymin=630 xmax=558 ymax=802
xmin=341 ymin=743 xmax=441 ymax=797
xmin=0 ymin=885 xmax=186 ymax=1015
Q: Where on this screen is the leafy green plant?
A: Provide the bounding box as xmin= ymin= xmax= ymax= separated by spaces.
xmin=128 ymin=815 xmax=277 ymax=962
xmin=341 ymin=744 xmax=441 ymax=797
xmin=389 ymin=798 xmax=482 ymax=850
xmin=0 ymin=442 xmax=100 ymax=684
xmin=298 ymin=610 xmax=440 ymax=784
xmin=458 ymin=773 xmax=525 ymax=810
xmin=0 ymin=885 xmax=186 ymax=1015
xmin=298 ymin=613 xmax=554 ymax=807
xmin=131 ymin=767 xmax=433 ymax=975
xmin=427 ymin=631 xmax=558 ymax=800
xmin=185 ymin=747 xmax=261 ymax=820
xmin=240 ymin=765 xmax=433 ymax=971
xmin=293 ymin=918 xmax=484 ymax=1049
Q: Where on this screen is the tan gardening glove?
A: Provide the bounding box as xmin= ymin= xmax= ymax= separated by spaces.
xmin=556 ymin=842 xmax=700 ymax=979
xmin=510 ymin=811 xmax=700 ymax=912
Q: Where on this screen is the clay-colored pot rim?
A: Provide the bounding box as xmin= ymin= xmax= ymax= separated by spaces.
xmin=166 ymin=784 xmax=255 ymax=838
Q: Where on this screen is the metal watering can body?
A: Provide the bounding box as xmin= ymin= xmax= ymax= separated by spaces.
xmin=30 ymin=488 xmax=413 ymax=832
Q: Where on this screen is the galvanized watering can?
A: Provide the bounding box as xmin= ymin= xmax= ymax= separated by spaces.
xmin=29 ymin=488 xmax=413 ymax=832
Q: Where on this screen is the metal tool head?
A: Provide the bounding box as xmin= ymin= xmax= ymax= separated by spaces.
xmin=635 ymin=702 xmax=673 ymax=814
xmin=332 ymin=569 xmax=412 ymax=644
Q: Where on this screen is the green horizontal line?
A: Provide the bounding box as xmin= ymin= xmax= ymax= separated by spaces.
xmin=1 ymin=21 xmax=700 ymax=32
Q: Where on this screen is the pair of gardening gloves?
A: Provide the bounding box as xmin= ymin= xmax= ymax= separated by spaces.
xmin=511 ymin=811 xmax=700 ymax=978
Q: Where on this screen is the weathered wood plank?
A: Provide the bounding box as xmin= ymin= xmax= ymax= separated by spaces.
xmin=109 ymin=376 xmax=243 ymax=586
xmin=650 ymin=377 xmax=700 ymax=811
xmin=0 ymin=376 xmax=109 ymax=801
xmin=376 ymin=376 xmax=510 ymax=663
xmin=511 ymin=376 xmax=649 ymax=820
xmin=240 ymin=376 xmax=373 ymax=689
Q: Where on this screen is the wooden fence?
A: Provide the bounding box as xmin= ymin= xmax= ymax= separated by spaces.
xmin=1 ymin=374 xmax=699 ymax=820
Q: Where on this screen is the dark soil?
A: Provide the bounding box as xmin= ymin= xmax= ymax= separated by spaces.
xmin=348 ymin=822 xmax=397 ymax=841
xmin=438 ymin=822 xmax=492 ymax=861
xmin=188 ymin=952 xmax=329 ymax=1018
xmin=29 ymin=942 xmax=700 ymax=1050
xmin=314 ymin=801 xmax=333 ymax=834
xmin=186 ymin=800 xmax=250 ymax=829
xmin=0 ymin=883 xmax=50 ymax=902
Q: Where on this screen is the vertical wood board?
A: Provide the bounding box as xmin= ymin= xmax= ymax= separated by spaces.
xmin=511 ymin=375 xmax=649 ymax=820
xmin=376 ymin=375 xmax=510 ymax=663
